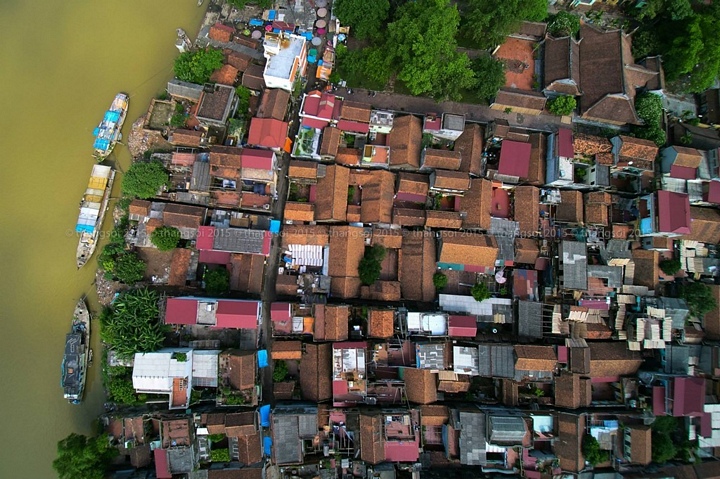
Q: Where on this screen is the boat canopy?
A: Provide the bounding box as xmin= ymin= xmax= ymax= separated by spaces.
xmin=103 ymin=110 xmax=121 ymax=123
xmin=93 ymin=127 xmax=100 ymax=136
xmin=94 ymin=138 xmax=111 ymax=150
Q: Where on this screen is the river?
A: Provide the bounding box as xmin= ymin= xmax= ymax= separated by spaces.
xmin=0 ymin=2 xmax=206 ymax=477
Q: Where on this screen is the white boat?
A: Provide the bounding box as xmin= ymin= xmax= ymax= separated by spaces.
xmin=76 ymin=164 xmax=116 ymax=268
xmin=93 ymin=93 xmax=129 ymax=161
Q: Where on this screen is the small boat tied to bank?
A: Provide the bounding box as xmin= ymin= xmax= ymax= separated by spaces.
xmin=76 ymin=164 xmax=116 ymax=269
xmin=92 ymin=93 xmax=128 ymax=161
xmin=61 ymin=299 xmax=91 ymax=404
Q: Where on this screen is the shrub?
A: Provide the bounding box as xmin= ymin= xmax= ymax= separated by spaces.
xmin=659 ymin=258 xmax=681 ymax=276
xmin=652 ymin=431 xmax=677 ymax=463
xmin=208 ymin=434 xmax=225 ymax=443
xmin=433 ymin=272 xmax=448 ymax=290
xmin=210 ymin=448 xmax=230 ymax=462
xmin=547 ymin=95 xmax=577 ymax=116
xmin=582 ymin=435 xmax=609 ymax=466
xmin=53 ymin=433 xmax=117 ymax=479
xmin=548 ymin=11 xmax=581 ymax=37
xmin=151 ymin=226 xmax=181 ymax=251
xmin=113 ymin=252 xmax=146 ymax=285
xmin=107 ymin=377 xmax=137 ymax=404
xmin=204 ymin=267 xmax=230 ymax=296
xmin=273 ymin=360 xmax=289 ymax=382
xmin=358 ymin=245 xmax=387 ymax=286
xmin=122 ymin=161 xmax=168 ymax=199
xmin=471 ymin=282 xmax=491 ymax=302
xmin=635 ymin=92 xmax=663 ymax=125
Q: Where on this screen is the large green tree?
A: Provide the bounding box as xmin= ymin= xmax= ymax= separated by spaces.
xmin=53 ymin=433 xmax=117 ymax=479
xmin=548 ymin=95 xmax=577 ymax=116
xmin=151 ymin=226 xmax=181 ymax=251
xmin=547 ymin=11 xmax=581 ymax=38
xmin=112 ymin=252 xmax=146 ymax=284
xmin=333 ymin=0 xmax=390 ymax=40
xmin=461 ymin=0 xmax=547 ymax=49
xmin=100 ymin=288 xmax=166 ymax=360
xmin=173 ymin=48 xmax=224 ymax=84
xmin=680 ymin=281 xmax=717 ymax=319
xmin=386 ymin=0 xmax=474 ymax=100
xmin=469 ymin=55 xmax=506 ymax=103
xmin=204 ymin=267 xmax=230 ymax=296
xmin=122 ymin=161 xmax=169 ymax=199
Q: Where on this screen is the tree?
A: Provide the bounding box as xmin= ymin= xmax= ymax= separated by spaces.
xmin=333 ymin=0 xmax=390 ymax=40
xmin=547 ymin=95 xmax=577 ymax=116
xmin=204 ymin=267 xmax=230 ymax=296
xmin=433 ymin=272 xmax=448 ymax=290
xmin=100 ymin=288 xmax=166 ymax=360
xmin=635 ymin=92 xmax=663 ymax=125
xmin=461 ymin=0 xmax=547 ymax=49
xmin=631 ymin=0 xmax=694 ymax=21
xmin=652 ymin=416 xmax=679 ymax=435
xmin=122 ymin=161 xmax=168 ymax=199
xmin=53 ymin=433 xmax=117 ymax=479
xmin=471 ymin=282 xmax=490 ymax=302
xmin=107 ymin=376 xmax=137 ymax=404
xmin=235 ymin=86 xmax=251 ymax=119
xmin=582 ymin=435 xmax=609 ymax=466
xmin=386 ymin=0 xmax=475 ymax=100
xmin=660 ymin=258 xmax=682 ymax=275
xmin=632 ymin=124 xmax=667 ymax=147
xmin=358 ymin=245 xmax=387 ymax=285
xmin=273 ymin=360 xmax=288 ymax=382
xmin=470 ymin=55 xmax=506 ymax=103
xmin=680 ymin=281 xmax=717 ymax=319
xmin=151 ymin=226 xmax=181 ymax=251
xmin=173 ymin=48 xmax=224 ymax=84
xmin=547 ymin=11 xmax=581 ymax=38
xmin=113 ymin=252 xmax=146 ymax=284
xmin=652 ymin=431 xmax=677 ymax=463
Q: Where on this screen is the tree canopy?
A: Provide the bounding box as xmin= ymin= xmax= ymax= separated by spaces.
xmin=582 ymin=435 xmax=609 ymax=466
xmin=548 ymin=11 xmax=580 ymax=38
xmin=151 ymin=226 xmax=181 ymax=251
xmin=547 ymin=95 xmax=577 ymax=116
xmin=333 ymin=0 xmax=390 ymax=40
xmin=680 ymin=281 xmax=717 ymax=319
xmin=173 ymin=48 xmax=224 ymax=84
xmin=461 ymin=0 xmax=547 ymax=49
xmin=112 ymin=252 xmax=146 ymax=284
xmin=386 ymin=0 xmax=475 ymax=100
xmin=100 ymin=288 xmax=166 ymax=360
xmin=631 ymin=92 xmax=666 ymax=147
xmin=53 ymin=433 xmax=117 ymax=479
xmin=122 ymin=161 xmax=168 ymax=199
xmin=471 ymin=282 xmax=490 ymax=302
xmin=433 ymin=272 xmax=448 ymax=290
xmin=204 ymin=267 xmax=230 ymax=296
xmin=359 ymin=245 xmax=387 ymax=286
xmin=470 ymin=55 xmax=506 ymax=103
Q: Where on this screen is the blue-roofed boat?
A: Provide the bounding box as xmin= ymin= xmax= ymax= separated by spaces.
xmin=61 ymin=299 xmax=91 ymax=404
xmin=93 ymin=93 xmax=128 ymax=161
xmin=76 ymin=164 xmax=116 ymax=268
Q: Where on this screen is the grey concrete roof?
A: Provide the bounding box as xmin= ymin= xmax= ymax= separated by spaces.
xmin=213 ymin=228 xmax=266 ymax=254
xmin=587 ymin=265 xmax=624 ymax=289
xmin=561 ymin=241 xmax=587 ymax=290
xmin=416 ymin=343 xmax=446 ymax=370
xmin=191 ymin=161 xmax=211 ymax=192
xmin=518 ymin=301 xmax=543 ymax=339
xmin=477 ymin=344 xmax=515 ymax=378
xmin=273 ymin=415 xmax=302 ymax=465
xmin=488 ymin=416 xmax=526 ymax=445
xmin=664 ymin=343 xmax=690 ymax=375
xmin=168 ymin=79 xmax=204 ymax=101
xmin=458 ymin=411 xmax=486 ymax=466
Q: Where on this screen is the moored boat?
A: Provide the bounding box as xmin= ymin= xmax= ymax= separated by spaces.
xmin=76 ymin=164 xmax=116 ymax=269
xmin=61 ymin=299 xmax=91 ymax=404
xmin=93 ymin=93 xmax=129 ymax=161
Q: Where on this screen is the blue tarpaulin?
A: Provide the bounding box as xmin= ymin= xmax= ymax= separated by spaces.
xmin=263 ymin=436 xmax=272 ymax=456
xmin=93 ymin=138 xmax=111 ymax=150
xmin=75 ymin=224 xmax=95 ymax=234
xmin=268 ymin=10 xmax=276 ymax=20
xmin=270 ymin=220 xmax=280 ymax=234
xmin=257 ymin=350 xmax=268 ymax=368
xmin=104 ymin=110 xmax=121 ymax=123
xmin=259 ymin=405 xmax=270 ymax=427
xmin=93 ymin=127 xmax=100 ymax=136
xmin=249 ymin=18 xmax=264 ymax=26
xmin=303 ymin=32 xmax=313 ymax=40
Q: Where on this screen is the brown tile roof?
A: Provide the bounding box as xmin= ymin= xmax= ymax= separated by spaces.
xmin=257 ymin=88 xmax=290 ymax=121
xmin=360 ymin=281 xmax=402 ymax=301
xmin=527 ymin=133 xmax=547 ymax=185
xmin=438 ymin=377 xmax=471 ymax=393
xmin=371 ymin=227 xmax=403 ymax=249
xmin=319 ymin=127 xmax=341 ymax=157
xmin=284 ymin=202 xmax=315 ymax=222
xmin=328 ymin=225 xmax=365 ymax=277
xmin=556 ymin=413 xmax=585 ymax=473
xmin=405 ymin=368 xmax=438 ymax=404
xmin=514 ymin=345 xmax=557 ymax=371
xmin=617 ymin=135 xmax=658 ymax=165
xmin=514 ymin=238 xmax=539 ymax=264
xmin=556 ymin=190 xmax=584 ymax=224
xmin=273 ymin=380 xmax=296 ymax=400
xmin=420 ymin=405 xmax=449 ymax=426
xmin=515 ymin=21 xmax=548 ymax=40
xmin=388 ymin=115 xmax=422 ymax=169
xmin=432 ymin=170 xmax=471 ymax=191
xmin=543 ymin=36 xmax=581 ymax=96
xmin=573 ymin=133 xmax=613 ymax=158
xmin=209 ymin=22 xmax=234 ymax=43
xmin=288 ymin=160 xmax=319 ymax=180
xmin=210 ymin=145 xmax=243 ymax=169
xmin=493 ymin=88 xmax=547 ymax=112
xmin=460 ymin=178 xmax=493 ymax=230
xmin=588 ymin=342 xmax=642 ymax=378
xmin=397 ymin=172 xmax=430 ymax=196
xmin=422 ymin=149 xmax=462 ymax=171
xmin=230 ymin=253 xmax=264 ymax=294
xmin=671 ymin=146 xmax=703 ymax=168
xmin=210 ymin=64 xmax=239 ymax=86
xmin=554 ymin=372 xmax=592 ymax=409
xmin=393 ymin=208 xmax=426 ymax=226
xmin=703 ymin=285 xmax=720 ymax=340
xmin=237 ymin=432 xmax=262 ymax=464
xmin=208 ymin=469 xmax=263 ymax=479
xmin=360 ymin=414 xmax=385 ymax=464
xmin=314 ymin=303 xmax=350 ymax=341
xmin=585 ymin=95 xmax=640 ymax=125
xmin=224 ymin=411 xmax=257 ymax=437
xmin=358 ymin=169 xmax=395 ymax=224
xmin=168 ymin=248 xmax=192 ymax=286
xmin=129 ymin=199 xmax=151 ymax=218
xmin=425 ymin=210 xmax=463 ymax=229
xmin=335 ymin=147 xmax=362 ymax=165
xmin=315 ymin=164 xmax=349 ymax=222
xmin=224 ymin=49 xmax=253 ymax=72
xmin=281 ymin=225 xmax=330 ymax=247
xmin=331 ymin=276 xmax=363 ymax=298
xmin=400 ymin=233 xmax=437 ymax=301
xmin=163 ymin=203 xmax=206 ymax=229
xmin=241 ymin=63 xmax=266 ymax=91
xmin=514 ymin=188 xmax=541 ymax=239
xmin=271 ymin=341 xmax=303 ymax=360
xmin=631 ymin=249 xmax=659 ymax=290
xmin=300 ymin=343 xmax=332 ymax=402
xmin=204 ymin=413 xmax=226 ymax=435
xmin=223 ymin=350 xmax=256 ymax=391
xmin=584 ymin=192 xmax=610 ymax=226
xmin=275 ymin=273 xmax=300 ymax=296
xmin=438 ymin=231 xmax=498 ymax=268
xmin=170 ymin=128 xmax=204 ymax=147
xmin=684 ymin=207 xmax=720 ymax=243
xmin=455 ymin=124 xmax=484 ymax=176
xmin=367 ymin=309 xmax=395 ymax=338
xmin=340 ymin=101 xmax=372 ymax=123
xmin=628 ymin=425 xmax=652 ymax=465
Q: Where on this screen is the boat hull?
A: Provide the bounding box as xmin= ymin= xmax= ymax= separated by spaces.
xmin=76 ymin=165 xmax=116 ymax=268
xmin=93 ymin=93 xmax=129 ymax=161
xmin=61 ymin=299 xmax=91 ymax=404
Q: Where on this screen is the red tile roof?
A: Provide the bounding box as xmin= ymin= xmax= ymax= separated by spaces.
xmin=498 ymin=140 xmax=532 ymax=178
xmin=154 ymin=449 xmax=171 ymax=479
xmin=658 ymin=190 xmax=691 ymax=235
xmin=448 ymin=315 xmax=477 ymax=337
xmin=215 ymin=300 xmax=259 ymax=329
xmin=270 ymin=302 xmax=291 ymax=322
xmin=209 ymin=22 xmax=235 ymax=43
xmin=337 ymin=119 xmax=370 ymax=134
xmin=247 ymin=118 xmax=288 ymax=149
xmin=165 ymin=298 xmax=198 ymax=325
xmin=241 ymin=148 xmax=274 ymax=170
xmin=673 ymin=377 xmax=705 ymax=417
xmin=670 ymin=165 xmax=697 ymax=180
xmin=558 ymin=128 xmax=574 ymax=158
